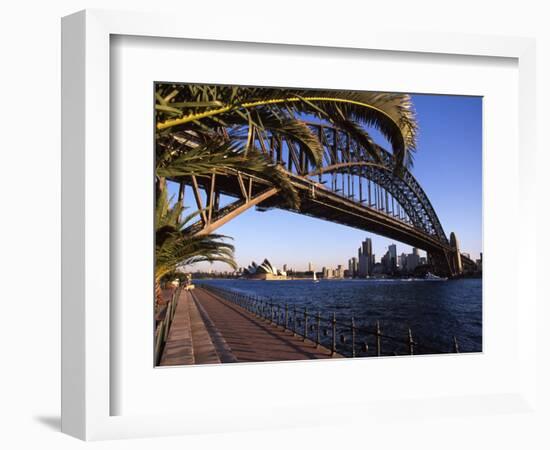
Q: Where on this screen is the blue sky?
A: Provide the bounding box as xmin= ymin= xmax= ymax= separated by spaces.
xmin=170 ymin=93 xmax=482 ymax=272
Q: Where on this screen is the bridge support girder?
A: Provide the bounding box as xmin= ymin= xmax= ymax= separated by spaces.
xmin=428 ymin=251 xmax=451 ymax=278
xmin=429 ymin=232 xmax=463 ymax=278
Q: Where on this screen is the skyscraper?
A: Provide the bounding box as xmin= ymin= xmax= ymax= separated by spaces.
xmin=476 ymin=252 xmax=483 ymax=271
xmin=357 ymin=237 xmax=374 ymax=277
xmin=348 ymin=257 xmax=358 ymax=277
xmin=388 ymin=244 xmax=397 ymax=271
xmin=406 ymin=251 xmax=420 ymax=272
xmin=399 ymin=252 xmax=407 ymax=271
xmin=308 ymin=262 xmax=313 ymax=273
xmin=381 ymin=250 xmax=391 ymax=273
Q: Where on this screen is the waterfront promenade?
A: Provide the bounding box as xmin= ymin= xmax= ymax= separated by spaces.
xmin=159 ymin=287 xmax=338 ymax=366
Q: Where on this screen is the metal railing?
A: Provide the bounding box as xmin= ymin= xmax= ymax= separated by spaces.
xmin=200 ymin=284 xmax=461 ymax=357
xmin=154 ymin=287 xmax=181 ymax=365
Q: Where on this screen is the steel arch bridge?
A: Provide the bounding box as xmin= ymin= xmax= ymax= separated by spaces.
xmin=170 ymin=122 xmax=475 ymax=277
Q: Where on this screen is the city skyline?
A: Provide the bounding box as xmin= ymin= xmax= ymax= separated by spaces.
xmin=168 ymin=93 xmax=482 ymax=273
xmin=186 ymin=238 xmax=484 ymax=275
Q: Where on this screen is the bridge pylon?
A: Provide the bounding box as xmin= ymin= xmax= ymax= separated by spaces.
xmin=427 ymin=232 xmax=463 ymax=278
xmin=449 ymin=232 xmax=463 ymax=277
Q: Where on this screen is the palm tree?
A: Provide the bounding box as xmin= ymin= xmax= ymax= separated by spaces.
xmin=155 ymin=188 xmax=236 ymax=310
xmin=155 ymin=84 xmax=418 ymax=173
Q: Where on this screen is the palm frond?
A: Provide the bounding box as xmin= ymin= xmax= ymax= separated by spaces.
xmin=249 ymin=109 xmax=323 ymax=167
xmin=155 ymin=230 xmax=237 ymax=282
xmin=297 ymin=90 xmax=417 ymax=169
xmin=155 ymin=84 xmax=417 ymax=171
xmin=157 ymin=138 xmax=300 ymax=209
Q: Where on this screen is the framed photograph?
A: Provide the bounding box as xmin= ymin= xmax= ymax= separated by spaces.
xmin=153 ymin=81 xmax=482 ymax=368
xmin=62 ymin=9 xmax=537 ymax=441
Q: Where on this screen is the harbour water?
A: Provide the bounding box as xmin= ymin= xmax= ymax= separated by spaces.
xmin=196 ymin=278 xmax=482 ymax=356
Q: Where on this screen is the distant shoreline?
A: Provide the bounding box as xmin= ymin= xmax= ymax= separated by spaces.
xmin=192 ymin=275 xmax=481 ymax=282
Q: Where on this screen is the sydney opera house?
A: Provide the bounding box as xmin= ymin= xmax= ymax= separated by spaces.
xmin=242 ymin=259 xmax=287 ymax=280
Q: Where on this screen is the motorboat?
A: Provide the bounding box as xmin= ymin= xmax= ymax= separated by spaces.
xmin=424 ymin=272 xmax=447 ymax=281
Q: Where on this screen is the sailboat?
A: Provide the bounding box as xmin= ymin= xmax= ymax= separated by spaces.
xmin=313 ymin=271 xmax=319 ymax=283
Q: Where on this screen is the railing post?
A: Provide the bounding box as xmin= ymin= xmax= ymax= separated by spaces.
xmin=162 ymin=312 xmax=170 ymax=343
xmin=408 ymin=328 xmax=414 ymax=355
xmin=351 ymin=316 xmax=356 ymax=357
xmin=285 ymin=304 xmax=288 ymax=331
xmin=331 ymin=312 xmax=337 ymax=356
xmin=304 ymin=308 xmax=308 ymax=341
xmin=293 ymin=306 xmax=297 ymax=336
xmin=376 ymin=320 xmax=381 ymax=357
xmin=316 ymin=311 xmax=321 ymax=347
xmin=453 ymin=336 xmax=460 ymax=353
xmin=154 ymin=323 xmax=164 ymax=366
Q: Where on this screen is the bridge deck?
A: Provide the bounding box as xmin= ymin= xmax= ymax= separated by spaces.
xmin=160 ymin=287 xmax=338 ymax=365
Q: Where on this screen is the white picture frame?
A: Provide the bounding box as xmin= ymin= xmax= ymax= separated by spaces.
xmin=61 ymin=9 xmax=537 ymax=441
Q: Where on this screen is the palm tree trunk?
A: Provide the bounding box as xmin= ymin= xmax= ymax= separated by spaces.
xmin=155 ymin=176 xmax=167 ymax=313
xmin=156 ymin=175 xmax=166 ymax=200
xmin=155 ymin=280 xmax=164 ymax=313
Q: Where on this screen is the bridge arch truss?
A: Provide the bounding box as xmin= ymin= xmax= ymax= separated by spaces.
xmin=165 ymin=121 xmax=477 ymax=275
